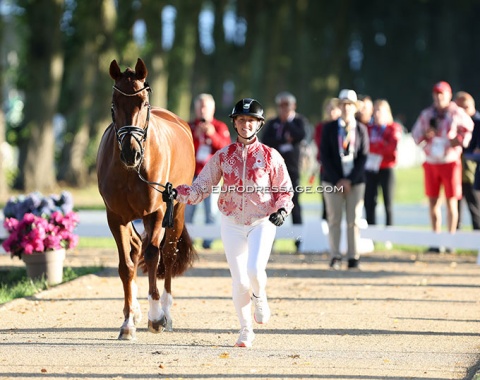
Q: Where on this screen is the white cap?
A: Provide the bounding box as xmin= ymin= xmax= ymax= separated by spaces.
xmin=338 ymin=89 xmax=358 ymax=103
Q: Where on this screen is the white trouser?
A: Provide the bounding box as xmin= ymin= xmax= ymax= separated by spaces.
xmin=220 ymin=214 xmax=276 ymax=329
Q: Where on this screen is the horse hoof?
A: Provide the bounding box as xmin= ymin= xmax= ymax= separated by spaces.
xmin=118 ymin=326 xmax=136 ymax=340
xmin=164 ymin=319 xmax=173 ymax=332
xmin=148 ymin=317 xmax=167 ymax=333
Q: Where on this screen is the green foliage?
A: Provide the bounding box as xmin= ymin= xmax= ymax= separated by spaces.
xmin=77 ymin=237 xmax=116 ymax=248
xmin=0 ymin=266 xmax=102 ymax=304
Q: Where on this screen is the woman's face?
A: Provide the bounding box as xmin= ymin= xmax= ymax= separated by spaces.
xmin=373 ymin=104 xmax=387 ymax=125
xmin=340 ymin=102 xmax=357 ymax=122
xmin=234 ymin=115 xmax=261 ymax=139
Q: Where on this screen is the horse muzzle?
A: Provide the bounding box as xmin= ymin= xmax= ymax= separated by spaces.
xmin=120 ymin=147 xmax=143 ymax=168
xmin=117 ymin=125 xmax=146 ymax=168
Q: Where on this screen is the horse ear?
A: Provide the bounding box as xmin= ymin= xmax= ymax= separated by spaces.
xmin=109 ymin=60 xmax=122 ymax=81
xmin=135 ymin=58 xmax=148 ymax=80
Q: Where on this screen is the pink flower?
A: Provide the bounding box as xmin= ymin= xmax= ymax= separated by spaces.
xmin=2 ymin=208 xmax=79 ymax=259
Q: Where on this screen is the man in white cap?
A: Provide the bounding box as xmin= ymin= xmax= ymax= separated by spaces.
xmin=320 ymin=89 xmax=370 ymax=270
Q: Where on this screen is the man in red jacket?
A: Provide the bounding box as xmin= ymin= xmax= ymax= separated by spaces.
xmin=187 ymin=93 xmax=231 ymax=249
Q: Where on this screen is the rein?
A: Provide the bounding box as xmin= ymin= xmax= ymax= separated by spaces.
xmin=111 ymin=82 xmax=176 ymax=228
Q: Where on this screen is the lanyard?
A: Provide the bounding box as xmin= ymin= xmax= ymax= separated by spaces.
xmin=338 ymin=125 xmax=353 ymax=155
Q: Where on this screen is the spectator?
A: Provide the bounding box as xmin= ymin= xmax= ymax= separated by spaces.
xmin=412 ymin=81 xmax=473 ymax=253
xmin=356 ymin=95 xmax=374 ymax=125
xmin=320 ymin=89 xmax=369 ymax=270
xmin=364 ymin=99 xmax=402 ymax=226
xmin=453 ymin=91 xmax=480 ymax=230
xmin=169 ymin=98 xmax=294 ymax=348
xmin=261 ymin=91 xmax=308 ymax=252
xmin=314 ymin=98 xmax=341 ymax=220
xmin=187 ymin=93 xmax=231 ymax=249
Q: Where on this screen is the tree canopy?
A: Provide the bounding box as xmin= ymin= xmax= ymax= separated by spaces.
xmin=1 ymin=0 xmax=479 ymax=192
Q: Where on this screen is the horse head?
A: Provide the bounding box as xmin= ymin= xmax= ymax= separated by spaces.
xmin=110 ymin=58 xmax=151 ymax=168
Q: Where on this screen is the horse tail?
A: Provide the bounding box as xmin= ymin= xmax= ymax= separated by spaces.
xmin=156 ymin=223 xmax=197 ymax=279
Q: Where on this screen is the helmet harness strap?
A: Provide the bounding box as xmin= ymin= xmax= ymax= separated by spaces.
xmin=233 ymin=120 xmax=264 ymax=141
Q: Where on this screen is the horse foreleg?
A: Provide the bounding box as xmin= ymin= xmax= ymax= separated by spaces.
xmin=130 ymin=228 xmax=143 ymax=325
xmin=108 ymin=215 xmax=141 ymax=340
xmin=160 ymin=224 xmax=182 ymax=332
xmin=145 ymin=227 xmax=167 ymax=333
xmin=161 ymin=279 xmax=173 ymax=332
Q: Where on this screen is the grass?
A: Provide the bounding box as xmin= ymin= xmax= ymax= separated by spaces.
xmin=0 ymin=265 xmax=103 ymax=304
xmin=300 ymin=165 xmax=425 ymax=206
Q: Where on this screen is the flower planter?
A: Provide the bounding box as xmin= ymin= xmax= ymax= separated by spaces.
xmin=22 ymin=249 xmax=66 ymax=285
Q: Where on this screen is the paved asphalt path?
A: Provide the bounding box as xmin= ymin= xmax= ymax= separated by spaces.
xmin=1 ymin=246 xmax=479 ymax=379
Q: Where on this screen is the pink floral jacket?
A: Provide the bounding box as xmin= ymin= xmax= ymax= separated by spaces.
xmin=176 ymin=138 xmax=294 ymax=225
xmin=412 ymin=102 xmax=473 ymax=164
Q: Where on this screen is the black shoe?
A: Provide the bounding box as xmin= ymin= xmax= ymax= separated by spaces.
xmin=329 ymin=257 xmax=342 ymax=270
xmin=347 ymin=258 xmax=360 ymax=269
xmin=294 ymin=239 xmax=302 ymax=253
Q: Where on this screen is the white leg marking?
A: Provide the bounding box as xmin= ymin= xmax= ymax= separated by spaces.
xmin=148 ymin=294 xmax=165 ymax=321
xmin=131 ymin=281 xmax=142 ymax=324
xmin=161 ymin=289 xmax=173 ymax=331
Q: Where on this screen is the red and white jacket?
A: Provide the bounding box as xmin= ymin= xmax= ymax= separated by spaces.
xmin=367 ymin=122 xmax=402 ymax=169
xmin=412 ymin=102 xmax=473 ymax=164
xmin=189 ymin=118 xmax=231 ymax=176
xmin=176 ymin=138 xmax=294 ymax=225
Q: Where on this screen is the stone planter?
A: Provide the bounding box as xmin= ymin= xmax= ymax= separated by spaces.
xmin=22 ymin=249 xmax=66 ymax=285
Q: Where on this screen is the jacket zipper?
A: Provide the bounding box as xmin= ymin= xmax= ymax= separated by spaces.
xmin=241 ymin=143 xmax=247 ymax=225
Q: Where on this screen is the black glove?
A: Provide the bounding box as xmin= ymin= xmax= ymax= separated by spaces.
xmin=162 ymin=182 xmax=177 ymax=202
xmin=269 ymin=208 xmax=287 ymax=226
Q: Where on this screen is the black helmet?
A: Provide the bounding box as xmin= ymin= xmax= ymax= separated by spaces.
xmin=229 ymin=98 xmax=264 ymax=120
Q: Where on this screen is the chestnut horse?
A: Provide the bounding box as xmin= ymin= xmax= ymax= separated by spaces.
xmin=97 ymin=58 xmax=196 ymax=340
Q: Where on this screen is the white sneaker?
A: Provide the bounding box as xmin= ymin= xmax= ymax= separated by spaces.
xmin=253 ymin=295 xmax=271 ymax=324
xmin=234 ymin=326 xmax=255 ymax=347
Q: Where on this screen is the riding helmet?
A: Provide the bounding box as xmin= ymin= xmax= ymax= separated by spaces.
xmin=229 ymin=98 xmax=264 ymax=120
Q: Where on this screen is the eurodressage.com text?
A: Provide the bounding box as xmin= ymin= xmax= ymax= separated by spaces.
xmin=206 ymin=185 xmax=344 ymax=194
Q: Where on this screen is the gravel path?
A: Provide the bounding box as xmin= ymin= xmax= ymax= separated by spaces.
xmin=1 ymin=248 xmax=479 ymax=379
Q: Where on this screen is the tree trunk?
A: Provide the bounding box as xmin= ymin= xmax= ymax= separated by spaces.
xmin=15 ymin=0 xmax=64 ymax=192
xmin=166 ymin=1 xmax=203 ymax=119
xmin=0 ymin=15 xmax=7 ymax=199
xmin=142 ymin=0 xmax=169 ymax=109
xmin=58 ymin=0 xmax=116 ymax=186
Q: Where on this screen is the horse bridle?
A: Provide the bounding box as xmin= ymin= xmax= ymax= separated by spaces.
xmin=110 ymin=82 xmax=176 ymax=227
xmin=111 ymin=83 xmax=152 ymax=155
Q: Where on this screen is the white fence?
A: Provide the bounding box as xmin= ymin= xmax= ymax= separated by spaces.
xmin=186 ymin=220 xmax=480 ymax=264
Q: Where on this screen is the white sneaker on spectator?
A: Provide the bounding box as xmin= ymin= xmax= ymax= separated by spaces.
xmin=253 ymin=294 xmax=271 ymax=324
xmin=234 ymin=326 xmax=255 ymax=347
